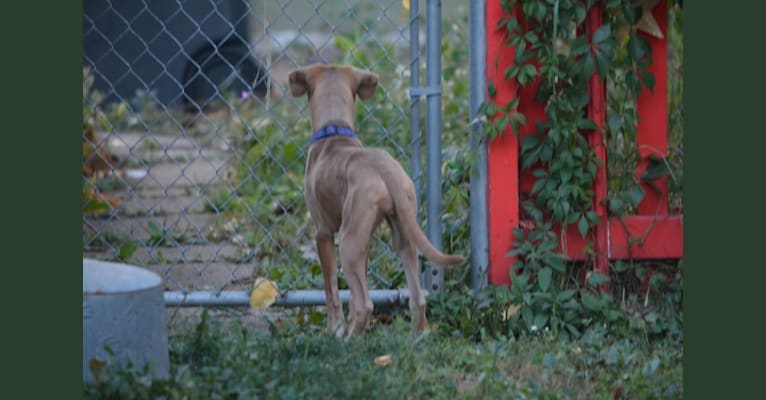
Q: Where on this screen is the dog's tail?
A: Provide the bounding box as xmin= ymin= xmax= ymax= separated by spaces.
xmin=385 ymin=168 xmax=466 ymax=268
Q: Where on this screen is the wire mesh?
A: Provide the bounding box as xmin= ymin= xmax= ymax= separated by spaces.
xmin=82 ymin=0 xmax=424 ymax=298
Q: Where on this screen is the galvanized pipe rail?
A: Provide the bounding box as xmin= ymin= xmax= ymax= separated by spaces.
xmin=165 ymin=289 xmax=422 ymax=307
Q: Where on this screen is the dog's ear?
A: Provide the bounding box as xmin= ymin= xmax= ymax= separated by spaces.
xmin=353 ymin=69 xmax=379 ymax=101
xmin=288 ymin=67 xmax=309 ymax=97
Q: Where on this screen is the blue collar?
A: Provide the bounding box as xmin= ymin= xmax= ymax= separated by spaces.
xmin=309 ymin=124 xmax=357 ymax=145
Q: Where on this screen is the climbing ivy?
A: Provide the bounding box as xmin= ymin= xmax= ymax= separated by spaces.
xmin=477 ymin=0 xmax=659 ymax=337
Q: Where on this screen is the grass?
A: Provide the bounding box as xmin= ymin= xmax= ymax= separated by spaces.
xmin=84 ymin=312 xmax=682 ymax=399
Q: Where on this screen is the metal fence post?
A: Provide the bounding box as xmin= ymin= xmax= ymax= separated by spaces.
xmin=424 ymin=0 xmax=443 ymax=293
xmin=409 ymin=0 xmax=423 ymax=286
xmin=469 ymin=0 xmax=489 ymax=292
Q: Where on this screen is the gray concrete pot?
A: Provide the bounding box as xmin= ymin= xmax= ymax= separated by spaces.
xmin=83 ymin=259 xmax=169 ymax=382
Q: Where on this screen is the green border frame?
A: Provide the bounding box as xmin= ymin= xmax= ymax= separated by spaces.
xmin=4 ymin=0 xmax=764 ymax=396
xmin=3 ymin=1 xmax=82 ymax=396
xmin=684 ymin=0 xmax=766 ymax=397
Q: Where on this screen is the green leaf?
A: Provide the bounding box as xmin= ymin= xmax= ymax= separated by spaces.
xmin=524 ymin=30 xmax=538 ymax=44
xmin=83 ymin=199 xmax=110 ymax=213
xmin=488 ymin=81 xmax=497 ymax=99
xmin=537 ymin=2 xmax=547 ymax=19
xmin=641 ymin=158 xmax=669 ymax=181
xmin=626 ymin=70 xmax=641 ymax=96
xmin=606 ymin=309 xmax=623 ymax=322
xmin=566 ymin=211 xmax=580 ymax=224
xmin=592 ymin=24 xmax=611 ymax=44
xmin=283 ymin=142 xmax=299 ymax=163
xmin=308 ymin=309 xmax=325 ymax=325
xmin=578 ymin=215 xmax=589 ymax=238
xmin=513 ymin=227 xmax=525 ymax=240
xmin=575 ymin=3 xmax=587 ymax=24
xmin=542 ymin=353 xmax=555 ymax=370
xmin=581 ymin=50 xmax=595 ymax=78
xmin=622 ymin=2 xmax=639 ymax=25
xmin=514 ymin=41 xmax=528 ymax=64
xmin=650 ymin=272 xmax=667 ymax=290
xmin=540 ymin=143 xmax=553 ymax=163
xmin=521 ymin=134 xmax=540 ymax=153
xmin=586 ymin=210 xmax=600 ymax=224
xmin=522 ymin=64 xmax=537 ymax=78
xmin=557 ymin=289 xmax=576 ymax=302
xmin=587 ymin=272 xmax=610 ymax=288
xmin=581 ymin=291 xmax=603 ymax=312
xmin=629 ymin=184 xmax=645 ymax=207
xmin=512 ymin=112 xmax=527 ymax=127
xmin=549 ymin=257 xmax=566 ymax=273
xmin=560 ymin=168 xmax=572 ymax=184
xmin=562 ymin=299 xmax=580 ymax=310
xmin=608 ymin=197 xmax=624 ymax=214
xmin=604 ymin=346 xmax=620 ymax=365
xmin=628 ymin=34 xmax=645 ymax=61
xmin=642 ymin=71 xmax=656 ymax=92
xmin=496 ymin=116 xmax=509 ymax=133
xmin=594 ymin=49 xmax=610 ymax=79
xmin=613 ymin=261 xmax=630 ymax=273
xmin=334 ymin=35 xmax=355 ymax=53
xmin=538 ymin=267 xmax=553 ymax=292
xmin=577 ymin=118 xmax=597 ymax=130
xmin=642 ymin=358 xmax=661 ymax=377
xmin=147 ymin=221 xmax=163 ymax=238
xmin=505 ymin=97 xmax=520 ymax=112
xmin=533 ymin=313 xmax=549 ymax=330
xmin=522 ymin=306 xmax=533 ymax=326
xmin=518 ymin=70 xmax=529 ymax=86
xmin=496 ymin=16 xmax=509 ymax=30
xmin=505 ymin=65 xmax=520 ymax=80
xmin=607 ymin=114 xmax=622 ymax=134
xmin=118 ymin=241 xmax=138 ymax=261
xmin=570 ymin=37 xmax=590 ymax=56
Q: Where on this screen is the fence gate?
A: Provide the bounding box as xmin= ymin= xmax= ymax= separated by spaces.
xmin=82 ymin=0 xmax=447 ymax=307
xmin=484 ymin=0 xmax=683 ymax=285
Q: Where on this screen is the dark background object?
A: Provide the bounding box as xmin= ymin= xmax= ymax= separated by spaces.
xmin=83 ymin=0 xmax=268 ymax=110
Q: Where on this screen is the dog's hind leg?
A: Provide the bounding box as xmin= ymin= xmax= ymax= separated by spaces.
xmin=316 ymin=231 xmax=344 ymax=336
xmin=390 ymin=218 xmax=427 ymax=332
xmin=339 ymin=192 xmax=382 ymax=338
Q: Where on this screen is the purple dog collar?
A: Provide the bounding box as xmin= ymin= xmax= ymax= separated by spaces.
xmin=309 ymin=124 xmax=356 ymax=145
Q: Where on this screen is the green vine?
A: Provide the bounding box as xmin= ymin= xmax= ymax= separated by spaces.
xmin=478 ymin=0 xmax=661 ymax=338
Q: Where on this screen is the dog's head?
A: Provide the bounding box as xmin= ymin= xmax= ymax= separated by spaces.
xmin=288 ymin=64 xmax=378 ymax=131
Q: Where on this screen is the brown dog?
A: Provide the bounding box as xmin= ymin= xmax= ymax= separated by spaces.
xmin=288 ymin=63 xmax=465 ymax=338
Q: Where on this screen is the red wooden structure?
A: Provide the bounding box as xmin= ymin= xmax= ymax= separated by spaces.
xmin=485 ymin=0 xmax=683 ymax=286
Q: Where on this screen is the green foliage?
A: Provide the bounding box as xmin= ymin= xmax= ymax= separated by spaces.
xmin=431 ymin=260 xmax=682 ymax=347
xmin=146 ymin=221 xmax=188 ymax=247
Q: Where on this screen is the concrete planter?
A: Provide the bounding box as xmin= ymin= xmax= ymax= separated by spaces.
xmin=83 ymin=259 xmax=169 ymax=382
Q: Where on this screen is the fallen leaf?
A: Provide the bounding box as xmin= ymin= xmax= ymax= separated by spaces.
xmin=249 ymin=277 xmax=279 ymax=309
xmin=610 ymin=385 xmax=624 ymax=400
xmin=89 ymin=358 xmax=107 ymax=378
xmin=501 ymin=303 xmax=521 ymax=321
xmin=375 ymin=355 xmax=393 ymax=366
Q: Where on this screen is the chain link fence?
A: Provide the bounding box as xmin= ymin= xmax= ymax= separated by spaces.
xmin=82 ymin=0 xmax=453 ymax=304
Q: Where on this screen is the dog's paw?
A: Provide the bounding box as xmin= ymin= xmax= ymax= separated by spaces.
xmin=327 ymin=321 xmax=345 ymax=338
